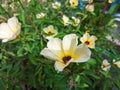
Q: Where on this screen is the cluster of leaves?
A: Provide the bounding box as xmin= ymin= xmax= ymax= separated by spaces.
xmin=0 ymin=0 xmax=120 ymax=90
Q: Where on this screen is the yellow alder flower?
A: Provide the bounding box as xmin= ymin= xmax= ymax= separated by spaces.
xmin=114 ymin=61 xmax=120 ymax=68
xmin=62 ymin=15 xmax=70 ymax=26
xmin=43 ymin=25 xmax=58 ymax=40
xmin=82 ymin=0 xmax=93 ymax=3
xmin=85 ymin=4 xmax=94 ymax=12
xmin=108 ymin=0 xmax=114 ymax=3
xmin=101 ymin=59 xmax=111 ymax=71
xmin=80 ymin=32 xmax=97 ymax=48
xmin=40 ymin=34 xmax=91 ymax=71
xmin=88 ymin=0 xmax=93 ymax=3
xmin=69 ymin=0 xmax=78 ymax=7
xmin=0 ymin=16 xmax=21 ymax=42
xmin=36 ymin=13 xmax=46 ymax=19
xmin=52 ymin=2 xmax=61 ymax=9
xmin=71 ymin=16 xmax=80 ymax=26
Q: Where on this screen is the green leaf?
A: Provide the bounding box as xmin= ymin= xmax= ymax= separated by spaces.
xmin=0 ymin=53 xmax=2 ymax=60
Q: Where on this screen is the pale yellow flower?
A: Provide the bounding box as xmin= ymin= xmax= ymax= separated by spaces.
xmin=83 ymin=0 xmax=93 ymax=3
xmin=0 ymin=16 xmax=21 ymax=42
xmin=62 ymin=15 xmax=70 ymax=26
xmin=106 ymin=35 xmax=113 ymax=42
xmin=80 ymin=32 xmax=97 ymax=48
xmin=71 ymin=16 xmax=80 ymax=26
xmin=36 ymin=13 xmax=46 ymax=19
xmin=85 ymin=4 xmax=94 ymax=12
xmin=20 ymin=0 xmax=31 ymax=4
xmin=69 ymin=0 xmax=78 ymax=7
xmin=113 ymin=39 xmax=120 ymax=46
xmin=40 ymin=34 xmax=91 ymax=71
xmin=43 ymin=25 xmax=58 ymax=40
xmin=113 ymin=60 xmax=120 ymax=68
xmin=108 ymin=0 xmax=114 ymax=3
xmin=52 ymin=2 xmax=61 ymax=9
xmin=101 ymin=59 xmax=111 ymax=71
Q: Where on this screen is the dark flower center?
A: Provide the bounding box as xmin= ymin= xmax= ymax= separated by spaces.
xmin=62 ymin=56 xmax=71 ymax=64
xmin=48 ymin=31 xmax=52 ymax=34
xmin=85 ymin=41 xmax=90 ymax=45
xmin=72 ymin=2 xmax=75 ymax=5
xmin=103 ymin=64 xmax=107 ymax=68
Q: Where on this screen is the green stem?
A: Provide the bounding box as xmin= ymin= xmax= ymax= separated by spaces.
xmin=0 ymin=5 xmax=10 ymax=17
xmin=18 ymin=0 xmax=25 ymax=10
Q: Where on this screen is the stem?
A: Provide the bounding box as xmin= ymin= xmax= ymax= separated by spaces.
xmin=0 ymin=5 xmax=10 ymax=17
xmin=18 ymin=0 xmax=25 ymax=10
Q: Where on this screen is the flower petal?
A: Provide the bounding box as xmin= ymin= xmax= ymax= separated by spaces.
xmin=0 ymin=23 xmax=13 ymax=39
xmin=40 ymin=48 xmax=59 ymax=61
xmin=72 ymin=44 xmax=91 ymax=62
xmin=54 ymin=60 xmax=71 ymax=71
xmin=80 ymin=32 xmax=90 ymax=43
xmin=62 ymin=34 xmax=78 ymax=55
xmin=47 ymin=38 xmax=64 ymax=58
xmin=88 ymin=42 xmax=95 ymax=48
xmin=8 ymin=17 xmax=21 ymax=32
xmin=90 ymin=36 xmax=97 ymax=42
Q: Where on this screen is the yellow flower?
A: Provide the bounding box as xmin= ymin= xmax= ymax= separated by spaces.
xmin=43 ymin=25 xmax=58 ymax=40
xmin=80 ymin=32 xmax=97 ymax=48
xmin=71 ymin=16 xmax=80 ymax=26
xmin=108 ymin=0 xmax=114 ymax=3
xmin=52 ymin=2 xmax=61 ymax=9
xmin=85 ymin=4 xmax=94 ymax=12
xmin=113 ymin=60 xmax=120 ymax=68
xmin=113 ymin=39 xmax=120 ymax=46
xmin=0 ymin=16 xmax=21 ymax=42
xmin=101 ymin=59 xmax=111 ymax=71
xmin=36 ymin=13 xmax=46 ymax=19
xmin=69 ymin=0 xmax=78 ymax=7
xmin=62 ymin=15 xmax=70 ymax=26
xmin=82 ymin=0 xmax=93 ymax=3
xmin=40 ymin=34 xmax=91 ymax=71
xmin=88 ymin=0 xmax=93 ymax=3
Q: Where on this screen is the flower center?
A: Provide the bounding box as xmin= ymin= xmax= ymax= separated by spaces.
xmin=47 ymin=30 xmax=53 ymax=34
xmin=102 ymin=64 xmax=108 ymax=68
xmin=72 ymin=2 xmax=75 ymax=5
xmin=62 ymin=56 xmax=71 ymax=64
xmin=85 ymin=41 xmax=90 ymax=45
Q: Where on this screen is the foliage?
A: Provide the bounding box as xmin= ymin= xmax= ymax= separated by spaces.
xmin=0 ymin=0 xmax=120 ymax=90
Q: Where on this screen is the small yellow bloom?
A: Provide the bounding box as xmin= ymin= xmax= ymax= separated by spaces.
xmin=40 ymin=34 xmax=91 ymax=71
xmin=85 ymin=4 xmax=94 ymax=12
xmin=0 ymin=16 xmax=21 ymax=42
xmin=62 ymin=15 xmax=70 ymax=26
xmin=71 ymin=16 xmax=80 ymax=26
xmin=69 ymin=0 xmax=78 ymax=7
xmin=80 ymin=32 xmax=97 ymax=48
xmin=108 ymin=0 xmax=114 ymax=3
xmin=52 ymin=2 xmax=61 ymax=9
xmin=101 ymin=59 xmax=111 ymax=71
xmin=82 ymin=0 xmax=93 ymax=3
xmin=113 ymin=60 xmax=120 ymax=68
xmin=36 ymin=13 xmax=46 ymax=19
xmin=43 ymin=25 xmax=58 ymax=40
xmin=113 ymin=39 xmax=120 ymax=46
